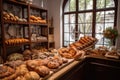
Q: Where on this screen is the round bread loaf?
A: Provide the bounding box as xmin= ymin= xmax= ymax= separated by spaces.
xmin=35 ymin=66 xmax=50 ymax=77
xmin=24 ymin=71 xmax=40 ymax=80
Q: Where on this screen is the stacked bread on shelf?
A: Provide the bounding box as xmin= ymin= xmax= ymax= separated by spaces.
xmin=5 ymin=38 xmax=29 ymax=46
xmin=3 ymin=11 xmax=27 ymax=22
xmin=30 ymin=15 xmax=47 ymax=24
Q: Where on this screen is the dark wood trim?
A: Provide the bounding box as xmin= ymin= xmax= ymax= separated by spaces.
xmin=64 ymin=8 xmax=115 ymax=14
xmin=27 ymin=4 xmax=31 ymax=49
xmin=92 ymin=0 xmax=96 ymax=37
xmin=75 ymin=0 xmax=78 ymax=41
xmin=0 ymin=0 xmax=6 ymax=61
xmin=114 ymin=0 xmax=118 ymax=27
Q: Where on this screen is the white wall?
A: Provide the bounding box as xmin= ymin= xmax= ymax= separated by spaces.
xmin=47 ymin=0 xmax=63 ymax=49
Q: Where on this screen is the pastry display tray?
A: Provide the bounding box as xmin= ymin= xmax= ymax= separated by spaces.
xmin=42 ymin=59 xmax=74 ymax=80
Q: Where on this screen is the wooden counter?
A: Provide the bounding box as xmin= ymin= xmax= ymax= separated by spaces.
xmin=47 ymin=60 xmax=81 ymax=80
xmin=47 ymin=55 xmax=120 ymax=80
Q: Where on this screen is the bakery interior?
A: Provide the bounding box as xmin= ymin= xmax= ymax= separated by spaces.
xmin=0 ymin=0 xmax=120 ymax=80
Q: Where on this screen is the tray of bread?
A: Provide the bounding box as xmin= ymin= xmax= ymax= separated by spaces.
xmin=69 ymin=36 xmax=98 ymax=50
xmin=0 ymin=48 xmax=76 ymax=80
xmin=105 ymin=47 xmax=119 ymax=59
xmin=58 ymin=47 xmax=85 ymax=60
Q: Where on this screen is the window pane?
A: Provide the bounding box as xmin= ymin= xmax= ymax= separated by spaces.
xmin=64 ymin=15 xmax=69 ymax=23
xmin=78 ymin=14 xmax=85 ymax=23
xmin=70 ymin=32 xmax=75 ymax=41
xmin=105 ymin=11 xmax=115 ymax=22
xmin=64 ymin=1 xmax=69 ymax=12
xmin=70 ymin=24 xmax=76 ymax=32
xmin=64 ymin=41 xmax=69 ymax=46
xmin=70 ymin=0 xmax=76 ymax=11
xmin=64 ymin=14 xmax=75 ymax=23
xmin=64 ymin=0 xmax=76 ymax=12
xmin=85 ymin=13 xmax=93 ymax=23
xmin=86 ymin=0 xmax=93 ymax=10
xmin=105 ymin=23 xmax=114 ymax=29
xmin=70 ymin=14 xmax=75 ymax=23
xmin=64 ymin=24 xmax=69 ymax=32
xmin=64 ymin=33 xmax=69 ymax=41
xmin=70 ymin=41 xmax=74 ymax=44
xmin=97 ymin=0 xmax=105 ymax=9
xmin=78 ymin=24 xmax=85 ymax=33
xmin=79 ymin=0 xmax=93 ymax=10
xmin=96 ymin=11 xmax=105 ymax=22
xmin=95 ymin=34 xmax=104 ymax=45
xmin=85 ymin=24 xmax=92 ymax=33
xmin=96 ymin=23 xmax=104 ymax=33
xmin=104 ymin=38 xmax=110 ymax=45
xmin=78 ymin=13 xmax=92 ymax=23
xmin=84 ymin=33 xmax=92 ymax=36
xmin=106 ymin=0 xmax=115 ymax=8
xmin=79 ymin=0 xmax=85 ymax=10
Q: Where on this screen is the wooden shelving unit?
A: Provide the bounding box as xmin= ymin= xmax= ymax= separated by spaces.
xmin=48 ymin=17 xmax=55 ymax=49
xmin=0 ymin=0 xmax=51 ymax=61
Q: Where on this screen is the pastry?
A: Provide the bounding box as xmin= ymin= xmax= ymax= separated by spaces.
xmin=58 ymin=47 xmax=77 ymax=59
xmin=1 ymin=70 xmax=19 ymax=80
xmin=47 ymin=60 xmax=60 ymax=69
xmin=16 ymin=64 xmax=29 ymax=76
xmin=26 ymin=60 xmax=45 ymax=70
xmin=24 ymin=71 xmax=40 ymax=80
xmin=23 ymin=49 xmax=32 ymax=60
xmin=7 ymin=53 xmax=24 ymax=61
xmin=53 ymin=56 xmax=63 ymax=65
xmin=26 ymin=60 xmax=39 ymax=70
xmin=15 ymin=76 xmax=26 ymax=80
xmin=0 ymin=65 xmax=15 ymax=78
xmin=73 ymin=42 xmax=82 ymax=47
xmin=4 ymin=60 xmax=23 ymax=69
xmin=35 ymin=66 xmax=50 ymax=77
xmin=74 ymin=50 xmax=85 ymax=59
xmin=32 ymin=52 xmax=47 ymax=59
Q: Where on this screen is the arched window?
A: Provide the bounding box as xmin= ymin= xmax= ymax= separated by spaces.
xmin=62 ymin=0 xmax=117 ymax=47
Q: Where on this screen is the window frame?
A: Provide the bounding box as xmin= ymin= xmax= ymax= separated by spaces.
xmin=62 ymin=0 xmax=118 ymax=47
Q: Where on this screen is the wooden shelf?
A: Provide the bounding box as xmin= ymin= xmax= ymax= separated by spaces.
xmin=1 ymin=0 xmax=49 ymax=61
xmin=31 ymin=40 xmax=48 ymax=43
xmin=4 ymin=21 xmax=29 ymax=25
xmin=5 ymin=42 xmax=30 ymax=47
xmin=30 ymin=22 xmax=48 ymax=26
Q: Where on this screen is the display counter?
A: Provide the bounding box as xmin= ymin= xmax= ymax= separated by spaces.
xmin=47 ymin=55 xmax=120 ymax=80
